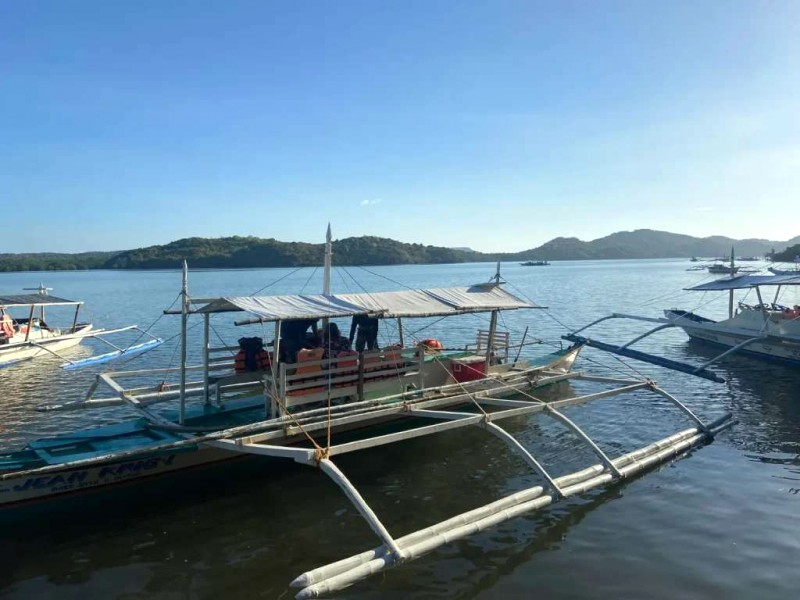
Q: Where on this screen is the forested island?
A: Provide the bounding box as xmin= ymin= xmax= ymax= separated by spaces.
xmin=2 ymin=230 xmax=799 ymax=272
xmin=772 ymin=244 xmax=800 ymax=262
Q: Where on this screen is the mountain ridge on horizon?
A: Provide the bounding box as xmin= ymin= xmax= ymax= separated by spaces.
xmin=1 ymin=229 xmax=798 ymax=272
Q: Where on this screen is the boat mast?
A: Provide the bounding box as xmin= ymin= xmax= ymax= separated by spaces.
xmin=322 ymin=223 xmax=333 ymax=339
xmin=728 ymin=247 xmax=735 ymax=318
xmin=179 ymin=260 xmax=189 ymax=425
xmin=323 ymin=223 xmax=332 ymax=296
xmin=491 ymin=261 xmax=502 ymax=285
xmin=485 ymin=262 xmax=501 ymax=373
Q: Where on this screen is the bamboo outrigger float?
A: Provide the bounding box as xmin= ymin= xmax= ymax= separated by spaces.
xmin=0 ymin=228 xmax=734 ymax=597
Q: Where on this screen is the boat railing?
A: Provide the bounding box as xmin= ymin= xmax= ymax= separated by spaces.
xmin=278 ymin=347 xmax=422 ymax=412
xmin=466 ymin=329 xmax=510 ymax=362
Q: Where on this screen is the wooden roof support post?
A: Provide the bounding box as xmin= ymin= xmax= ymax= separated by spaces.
xmin=484 ymin=309 xmax=498 ymax=373
xmin=203 ymin=312 xmax=210 ymax=404
xmin=71 ymin=303 xmax=82 ymax=333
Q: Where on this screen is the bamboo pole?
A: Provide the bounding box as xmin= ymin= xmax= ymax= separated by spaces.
xmin=179 ymin=261 xmax=189 ymax=425
xmin=203 ymin=313 xmax=210 ymax=404
xmin=292 ymin=418 xmax=734 ymax=599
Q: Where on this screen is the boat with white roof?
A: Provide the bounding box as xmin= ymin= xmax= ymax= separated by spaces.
xmin=0 ymin=284 xmax=163 ymax=370
xmin=0 ymin=227 xmax=733 ymax=598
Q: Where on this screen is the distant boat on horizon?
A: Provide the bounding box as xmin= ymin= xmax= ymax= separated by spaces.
xmin=520 ymin=260 xmax=550 ymax=266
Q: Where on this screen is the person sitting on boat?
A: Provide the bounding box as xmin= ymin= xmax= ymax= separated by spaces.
xmin=349 ymin=315 xmax=379 ymax=352
xmin=0 ymin=312 xmax=15 ymax=343
xmin=321 ymin=322 xmax=351 ymax=358
xmin=279 ymin=318 xmax=319 ymax=363
xmin=234 ymin=337 xmax=272 ymax=373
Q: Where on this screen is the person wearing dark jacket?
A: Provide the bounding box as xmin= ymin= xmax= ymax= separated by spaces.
xmin=349 ymin=314 xmax=379 ymax=352
xmin=279 ymin=318 xmax=318 ymax=362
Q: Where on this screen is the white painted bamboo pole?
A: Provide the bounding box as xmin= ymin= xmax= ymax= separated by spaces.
xmin=179 ymin=261 xmax=189 ymax=425
xmin=296 ymin=494 xmax=557 ymax=599
xmin=482 ymin=421 xmax=563 ymax=496
xmin=293 ymin=419 xmax=733 ymax=599
xmin=203 ymin=312 xmax=210 ymax=404
xmin=319 ymin=459 xmax=404 ymax=559
xmin=544 ymin=407 xmax=623 ymax=477
xmin=291 ymin=484 xmax=549 ymax=589
xmin=647 ymin=385 xmax=708 ymax=431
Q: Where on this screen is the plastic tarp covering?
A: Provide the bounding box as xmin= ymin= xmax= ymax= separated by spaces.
xmin=335 ymin=290 xmax=458 ymax=318
xmin=0 ymin=294 xmax=80 ymax=307
xmin=686 ymin=274 xmax=800 ymax=291
xmin=211 ymin=295 xmax=370 ymax=321
xmin=424 ymin=286 xmax=543 ymax=310
xmin=198 ymin=285 xmax=540 ymax=321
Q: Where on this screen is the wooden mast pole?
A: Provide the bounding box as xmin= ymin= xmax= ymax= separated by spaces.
xmin=323 ymin=223 xmax=332 ymax=296
xmin=322 ymin=223 xmax=332 ymax=337
xmin=728 ymin=247 xmax=735 ymax=319
xmin=484 ymin=262 xmax=502 ymax=373
xmin=179 ymin=260 xmax=189 ymax=425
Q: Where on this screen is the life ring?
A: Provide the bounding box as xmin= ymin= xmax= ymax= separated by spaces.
xmin=418 ymin=338 xmax=443 ymax=351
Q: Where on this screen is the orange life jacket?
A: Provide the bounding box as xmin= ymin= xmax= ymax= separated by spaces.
xmin=289 ymin=347 xmax=325 ymax=395
xmin=234 ymin=349 xmax=272 ymax=373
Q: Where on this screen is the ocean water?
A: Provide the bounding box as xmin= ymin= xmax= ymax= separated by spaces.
xmin=0 ymin=260 xmax=798 ymax=599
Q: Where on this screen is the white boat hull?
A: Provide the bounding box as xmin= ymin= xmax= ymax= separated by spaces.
xmin=666 ymin=310 xmax=800 ymax=365
xmin=0 ymin=325 xmax=93 ymax=367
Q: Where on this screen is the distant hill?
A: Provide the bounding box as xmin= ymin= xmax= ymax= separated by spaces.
xmin=772 ymin=244 xmax=800 ymax=263
xmin=102 ymin=236 xmax=481 ymax=269
xmin=0 ymin=251 xmax=119 ymax=272
xmin=0 ymin=230 xmax=798 ymax=272
xmin=486 ymin=230 xmax=799 ymax=261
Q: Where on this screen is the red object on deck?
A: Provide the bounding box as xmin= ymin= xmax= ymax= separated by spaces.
xmin=450 ymin=356 xmax=487 ymax=383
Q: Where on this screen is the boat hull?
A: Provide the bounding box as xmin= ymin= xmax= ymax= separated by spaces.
xmin=0 ymin=324 xmax=93 ymax=367
xmin=0 ymin=348 xmax=582 ymax=509
xmin=677 ymin=324 xmax=800 ymax=365
xmin=0 ymin=445 xmax=234 ymax=506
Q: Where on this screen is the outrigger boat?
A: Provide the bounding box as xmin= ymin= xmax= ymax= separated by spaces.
xmin=0 ymin=284 xmax=163 ymax=369
xmin=565 ymin=272 xmax=800 ymax=379
xmin=0 ymin=230 xmax=733 ymax=598
xmin=520 ymin=260 xmax=550 ymax=266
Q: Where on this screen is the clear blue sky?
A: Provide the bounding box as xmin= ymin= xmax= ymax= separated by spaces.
xmin=2 ymin=1 xmax=798 ymax=253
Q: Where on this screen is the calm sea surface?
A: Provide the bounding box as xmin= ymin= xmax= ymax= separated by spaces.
xmin=0 ymin=260 xmax=798 ymax=599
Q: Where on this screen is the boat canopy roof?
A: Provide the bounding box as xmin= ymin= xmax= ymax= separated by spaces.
xmin=686 ymin=274 xmax=800 ymax=292
xmin=0 ymin=294 xmax=82 ymax=308
xmin=196 ymin=284 xmax=542 ymax=321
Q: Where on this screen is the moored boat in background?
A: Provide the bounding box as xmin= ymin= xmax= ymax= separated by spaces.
xmin=0 ymin=284 xmax=162 ymax=370
xmin=521 ymin=260 xmax=550 ymax=266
